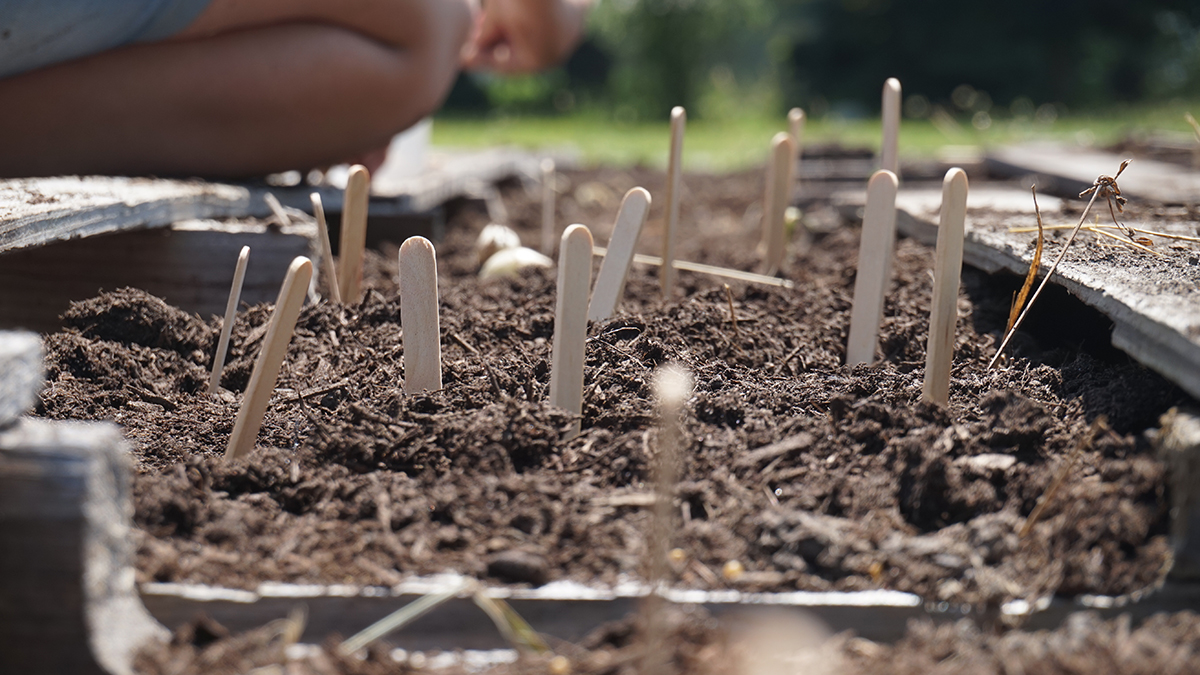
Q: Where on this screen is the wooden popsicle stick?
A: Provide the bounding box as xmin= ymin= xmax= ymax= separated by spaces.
xmin=550 ymin=224 xmax=595 ymax=438
xmin=310 ymin=193 xmax=342 ymax=304
xmin=660 ymin=107 xmax=686 ymax=299
xmin=922 ymin=168 xmax=969 ymax=405
xmin=540 ymin=158 xmax=557 ymax=255
xmin=338 ymin=165 xmax=370 ymax=304
xmin=761 ymin=132 xmax=796 ymax=277
xmin=225 ymin=256 xmax=314 ymax=461
xmin=208 ymin=245 xmax=251 ymax=395
xmin=846 ymin=170 xmax=899 ymax=366
xmin=400 ymin=236 xmax=442 ymax=394
xmin=264 ymin=192 xmax=292 ymax=227
xmin=588 ymin=187 xmax=651 ymax=322
xmin=881 ymin=78 xmax=902 ymax=175
xmin=788 ymin=107 xmax=806 ymax=183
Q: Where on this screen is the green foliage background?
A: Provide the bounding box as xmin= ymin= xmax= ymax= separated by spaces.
xmin=443 ymin=0 xmax=1200 ymax=122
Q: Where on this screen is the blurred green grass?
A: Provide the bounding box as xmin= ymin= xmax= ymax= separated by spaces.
xmin=432 ymin=101 xmax=1200 ymax=172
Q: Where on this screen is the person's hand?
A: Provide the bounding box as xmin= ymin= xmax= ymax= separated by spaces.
xmin=461 ymin=0 xmax=590 ymax=73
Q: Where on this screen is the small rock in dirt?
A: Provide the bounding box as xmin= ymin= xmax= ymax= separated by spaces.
xmin=487 ymin=550 xmax=549 ymax=586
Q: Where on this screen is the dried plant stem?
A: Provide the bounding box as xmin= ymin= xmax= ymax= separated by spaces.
xmin=1008 ymin=223 xmax=1200 ymax=244
xmin=988 ymin=187 xmax=1103 ymax=369
xmin=1006 ymin=187 xmax=1045 ymax=333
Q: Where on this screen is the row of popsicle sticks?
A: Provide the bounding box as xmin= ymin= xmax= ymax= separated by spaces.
xmin=219 ymin=76 xmax=969 ymax=463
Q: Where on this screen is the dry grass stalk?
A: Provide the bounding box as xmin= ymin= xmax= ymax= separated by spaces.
xmin=660 ymin=107 xmax=687 ymax=299
xmin=541 ymin=158 xmax=557 ymax=255
xmin=846 ymin=169 xmax=899 ymax=366
xmin=1007 ymin=222 xmax=1199 ymax=245
xmin=761 ymin=132 xmax=797 ymax=277
xmin=310 ymin=193 xmax=342 ymax=304
xmin=1006 ymin=186 xmax=1045 ymax=333
xmin=988 ymin=160 xmax=1131 ymax=369
xmin=399 ymin=236 xmax=442 ymax=394
xmin=338 ymin=164 xmax=371 ymax=304
xmin=922 ymin=168 xmax=968 ymax=405
xmin=642 ymin=364 xmax=693 ymax=675
xmin=1019 ymin=416 xmax=1106 ymax=538
xmin=593 ymin=246 xmax=795 ymax=289
xmin=881 ymin=78 xmax=902 ymax=174
xmin=550 ymin=224 xmax=594 ymax=438
xmin=208 ymin=245 xmax=250 ymax=395
xmin=225 ymin=257 xmax=314 ymax=461
xmin=588 ymin=187 xmax=652 ymax=322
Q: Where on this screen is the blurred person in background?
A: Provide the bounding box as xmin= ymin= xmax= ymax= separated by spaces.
xmin=0 ymin=0 xmax=591 ymax=177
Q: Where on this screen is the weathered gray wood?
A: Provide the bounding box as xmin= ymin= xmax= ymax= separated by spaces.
xmin=888 ymin=186 xmax=1200 ymax=401
xmin=0 ymin=332 xmax=41 ymax=426
xmin=0 ymin=219 xmax=315 ymax=333
xmin=0 ymin=418 xmax=167 ymax=675
xmin=988 ymin=144 xmax=1200 ymax=203
xmin=1155 ymin=408 xmax=1200 ymax=581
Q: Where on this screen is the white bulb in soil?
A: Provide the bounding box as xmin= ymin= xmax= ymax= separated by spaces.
xmin=479 ymin=246 xmax=553 ymax=280
xmin=475 ymin=223 xmax=522 ymax=268
xmin=653 ymin=363 xmax=693 ymax=411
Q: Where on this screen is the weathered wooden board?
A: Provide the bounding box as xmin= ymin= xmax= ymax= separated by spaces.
xmin=0 ymin=332 xmax=41 ymax=427
xmin=0 ymin=219 xmax=316 ymax=333
xmin=988 ymin=144 xmax=1200 ymax=203
xmin=888 ymin=185 xmax=1200 ymax=400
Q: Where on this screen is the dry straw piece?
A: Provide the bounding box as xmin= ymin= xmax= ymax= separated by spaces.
xmin=549 ymin=224 xmax=594 ymax=438
xmin=761 ymin=132 xmax=797 ymax=277
xmin=338 ymin=164 xmax=370 ymax=304
xmin=310 ymin=192 xmax=342 ymax=304
xmin=846 ymin=170 xmax=899 ymax=366
xmin=922 ymin=168 xmax=968 ymax=405
xmin=588 ymin=187 xmax=651 ymax=322
xmin=225 ymin=256 xmax=314 ymax=461
xmin=660 ymin=106 xmax=687 ymax=298
xmin=208 ymin=245 xmax=250 ymax=395
xmin=540 ymin=158 xmax=557 ymax=255
xmin=881 ymin=78 xmax=902 ymax=175
xmin=400 ymin=236 xmax=442 ymax=394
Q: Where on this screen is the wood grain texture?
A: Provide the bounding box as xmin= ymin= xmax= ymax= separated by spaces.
xmin=1 ymin=418 xmax=167 ymax=674
xmin=225 ymin=257 xmax=314 ymax=461
xmin=588 ymin=188 xmax=651 ymax=322
xmin=0 ymin=331 xmax=41 ymax=426
xmin=550 ymin=225 xmax=595 ymax=437
xmin=659 ymin=107 xmax=687 ymax=298
xmin=922 ymin=169 xmax=969 ymax=405
xmin=400 ymin=237 xmax=442 ymax=394
xmin=338 ymin=166 xmax=371 ymax=304
xmin=846 ymin=170 xmax=899 ymax=366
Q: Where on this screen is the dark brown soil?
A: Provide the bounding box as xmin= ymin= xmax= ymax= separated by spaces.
xmin=36 ymin=168 xmax=1188 ymax=614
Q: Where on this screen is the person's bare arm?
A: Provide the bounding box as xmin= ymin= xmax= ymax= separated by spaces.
xmin=462 ymin=0 xmax=592 ymax=73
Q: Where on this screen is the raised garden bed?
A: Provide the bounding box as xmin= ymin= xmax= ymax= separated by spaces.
xmin=15 ymin=161 xmax=1200 ymax=671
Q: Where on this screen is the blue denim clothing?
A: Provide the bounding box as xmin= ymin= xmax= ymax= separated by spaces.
xmin=0 ymin=0 xmax=212 ymax=78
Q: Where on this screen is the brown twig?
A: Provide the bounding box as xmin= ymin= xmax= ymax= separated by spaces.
xmin=989 ymin=160 xmax=1130 ymax=369
xmin=1006 ymin=186 xmax=1045 ymax=333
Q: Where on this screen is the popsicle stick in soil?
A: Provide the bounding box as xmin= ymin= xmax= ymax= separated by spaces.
xmin=208 ymin=245 xmax=251 ymax=395
xmin=225 ymin=256 xmax=314 ymax=461
xmin=642 ymin=363 xmax=693 ymax=675
xmin=400 ymin=236 xmax=442 ymax=394
xmin=846 ymin=170 xmax=899 ymax=366
xmin=660 ymin=106 xmax=686 ymax=299
xmin=338 ymin=164 xmax=370 ymax=304
xmin=587 ymin=187 xmax=652 ymax=322
xmin=592 ymin=246 xmax=795 ymax=289
xmin=549 ymin=224 xmax=594 ymax=438
xmin=760 ymin=132 xmax=796 ymax=277
xmin=540 ymin=158 xmax=557 ymax=255
xmin=881 ymin=78 xmax=902 ymax=175
xmin=310 ymin=193 xmax=342 ymax=304
xmin=922 ymin=168 xmax=968 ymax=405
xmin=788 ymin=107 xmax=805 ymax=186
